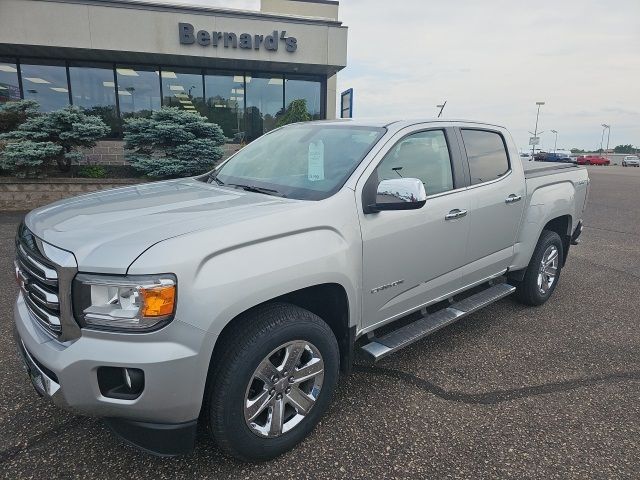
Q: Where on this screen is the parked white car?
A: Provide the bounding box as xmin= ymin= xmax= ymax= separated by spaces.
xmin=622 ymin=155 xmax=640 ymax=167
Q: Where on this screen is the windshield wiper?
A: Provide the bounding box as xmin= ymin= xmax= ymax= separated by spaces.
xmin=226 ymin=183 xmax=285 ymax=197
xmin=208 ymin=173 xmax=224 ymax=185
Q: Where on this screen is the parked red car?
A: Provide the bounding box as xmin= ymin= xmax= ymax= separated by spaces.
xmin=577 ymin=155 xmax=610 ymax=166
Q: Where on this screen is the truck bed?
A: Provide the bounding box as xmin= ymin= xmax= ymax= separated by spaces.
xmin=523 ymin=161 xmax=581 ymax=179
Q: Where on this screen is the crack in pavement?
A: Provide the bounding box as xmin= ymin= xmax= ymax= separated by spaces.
xmin=0 ymin=371 xmax=638 ymax=464
xmin=0 ymin=417 xmax=87 ymax=464
xmin=571 ymin=252 xmax=640 ymax=280
xmin=583 ymin=225 xmax=640 ymax=238
xmin=354 ymin=365 xmax=640 ymax=405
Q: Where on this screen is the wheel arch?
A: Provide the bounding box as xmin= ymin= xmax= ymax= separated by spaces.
xmin=209 ymin=283 xmax=354 ymax=380
xmin=542 ymin=215 xmax=572 ymax=266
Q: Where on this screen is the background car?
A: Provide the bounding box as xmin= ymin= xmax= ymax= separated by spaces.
xmin=535 ymin=152 xmax=572 ymax=163
xmin=577 ymin=155 xmax=610 ymax=166
xmin=520 ymin=152 xmax=533 ymax=161
xmin=622 ymin=155 xmax=640 ymax=167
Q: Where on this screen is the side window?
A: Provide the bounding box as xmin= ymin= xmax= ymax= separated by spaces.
xmin=460 ymin=129 xmax=510 ymax=185
xmin=376 ymin=130 xmax=454 ymax=196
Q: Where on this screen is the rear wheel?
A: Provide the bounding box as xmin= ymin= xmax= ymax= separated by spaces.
xmin=515 ymin=230 xmax=563 ymax=306
xmin=205 ymin=303 xmax=339 ymax=462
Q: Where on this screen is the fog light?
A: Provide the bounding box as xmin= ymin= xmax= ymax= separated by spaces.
xmin=97 ymin=367 xmax=144 ymax=400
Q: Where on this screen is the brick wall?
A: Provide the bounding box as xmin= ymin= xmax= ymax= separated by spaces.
xmin=0 ymin=178 xmax=144 ymax=211
xmin=81 ymin=140 xmax=126 ymax=165
xmin=79 ymin=142 xmax=242 ymax=166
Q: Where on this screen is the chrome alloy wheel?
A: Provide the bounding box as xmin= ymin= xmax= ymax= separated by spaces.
xmin=538 ymin=245 xmax=559 ymax=295
xmin=244 ymin=340 xmax=324 ymax=438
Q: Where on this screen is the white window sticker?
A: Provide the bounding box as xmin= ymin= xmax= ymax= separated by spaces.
xmin=308 ymin=141 xmax=325 ymax=182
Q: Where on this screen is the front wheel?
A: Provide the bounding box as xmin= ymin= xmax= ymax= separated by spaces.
xmin=205 ymin=303 xmax=340 ymax=462
xmin=515 ymin=230 xmax=564 ymax=306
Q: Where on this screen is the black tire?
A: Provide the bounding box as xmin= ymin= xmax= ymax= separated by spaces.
xmin=205 ymin=303 xmax=340 ymax=462
xmin=515 ymin=230 xmax=564 ymax=306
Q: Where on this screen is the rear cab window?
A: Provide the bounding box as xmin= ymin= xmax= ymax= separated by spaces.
xmin=460 ymin=129 xmax=510 ymax=185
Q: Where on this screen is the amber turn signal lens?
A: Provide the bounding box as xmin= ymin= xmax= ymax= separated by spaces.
xmin=140 ymin=285 xmax=176 ymax=317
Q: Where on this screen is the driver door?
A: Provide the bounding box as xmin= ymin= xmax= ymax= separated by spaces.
xmin=357 ymin=127 xmax=472 ymax=330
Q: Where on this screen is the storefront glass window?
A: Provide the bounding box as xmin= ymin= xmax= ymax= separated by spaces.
xmin=0 ymin=58 xmax=21 ymax=104
xmin=245 ymin=74 xmax=284 ymax=141
xmin=68 ymin=62 xmax=119 ymax=137
xmin=161 ymin=68 xmax=205 ymax=116
xmin=204 ymin=72 xmax=245 ymax=141
xmin=115 ymin=65 xmax=161 ymax=119
xmin=21 ymin=61 xmax=69 ymax=111
xmin=285 ymin=76 xmax=321 ymax=120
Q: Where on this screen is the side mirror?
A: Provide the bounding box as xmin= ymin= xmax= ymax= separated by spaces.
xmin=368 ymin=178 xmax=427 ymax=212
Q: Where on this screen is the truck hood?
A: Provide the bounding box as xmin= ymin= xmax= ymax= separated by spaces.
xmin=25 ymin=178 xmax=301 ymax=273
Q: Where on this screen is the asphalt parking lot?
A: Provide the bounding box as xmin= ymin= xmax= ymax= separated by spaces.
xmin=1 ymin=165 xmax=638 ymax=479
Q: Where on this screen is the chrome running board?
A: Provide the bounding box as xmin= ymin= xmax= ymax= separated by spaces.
xmin=361 ymin=283 xmax=516 ymax=362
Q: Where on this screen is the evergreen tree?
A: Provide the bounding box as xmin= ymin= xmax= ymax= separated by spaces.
xmin=0 ymin=100 xmax=40 ymax=134
xmin=124 ymin=107 xmax=225 ymax=178
xmin=1 ymin=104 xmax=109 ymax=176
xmin=275 ymin=99 xmax=312 ymax=128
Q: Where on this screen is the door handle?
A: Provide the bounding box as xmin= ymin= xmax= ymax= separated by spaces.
xmin=505 ymin=194 xmax=522 ymax=204
xmin=445 ymin=209 xmax=468 ymax=220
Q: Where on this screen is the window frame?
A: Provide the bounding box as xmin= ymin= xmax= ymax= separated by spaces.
xmin=366 ymin=127 xmax=466 ymax=200
xmin=457 ymin=127 xmax=512 ymax=188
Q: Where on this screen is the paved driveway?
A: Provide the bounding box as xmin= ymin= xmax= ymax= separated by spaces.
xmin=0 ymin=166 xmax=638 ymax=479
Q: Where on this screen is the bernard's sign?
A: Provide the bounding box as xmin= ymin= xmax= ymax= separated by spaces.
xmin=179 ymin=23 xmax=297 ymax=52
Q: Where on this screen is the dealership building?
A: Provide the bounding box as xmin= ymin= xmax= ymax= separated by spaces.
xmin=0 ymin=0 xmax=347 ymax=142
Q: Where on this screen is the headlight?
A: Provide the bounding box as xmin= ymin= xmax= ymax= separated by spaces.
xmin=73 ymin=273 xmax=177 ymax=332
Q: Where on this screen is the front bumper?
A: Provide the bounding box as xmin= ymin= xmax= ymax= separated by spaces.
xmin=13 ymin=293 xmax=214 ymax=455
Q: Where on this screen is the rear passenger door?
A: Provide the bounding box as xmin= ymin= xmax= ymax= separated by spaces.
xmin=457 ymin=128 xmax=525 ymax=286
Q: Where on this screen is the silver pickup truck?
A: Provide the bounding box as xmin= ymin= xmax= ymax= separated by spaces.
xmin=13 ymin=119 xmax=588 ymax=461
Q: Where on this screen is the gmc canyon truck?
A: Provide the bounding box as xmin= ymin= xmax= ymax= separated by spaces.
xmin=13 ymin=120 xmax=588 ymax=461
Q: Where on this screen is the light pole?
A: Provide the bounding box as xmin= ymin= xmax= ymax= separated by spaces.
xmin=602 ymin=124 xmax=611 ymax=156
xmin=599 ymin=124 xmax=610 ymax=154
xmin=436 ymin=101 xmax=447 ymax=118
xmin=531 ymin=101 xmax=545 ymax=157
xmin=551 ymin=129 xmax=558 ymax=153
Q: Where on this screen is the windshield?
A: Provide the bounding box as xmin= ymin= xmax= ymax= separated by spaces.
xmin=207 ymin=124 xmax=386 ymax=200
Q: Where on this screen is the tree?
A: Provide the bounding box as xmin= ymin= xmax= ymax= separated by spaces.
xmin=614 ymin=144 xmax=636 ymax=154
xmin=0 ymin=100 xmax=39 ymax=134
xmin=0 ymin=104 xmax=109 ymax=177
xmin=570 ymin=148 xmax=586 ymax=154
xmin=123 ymin=107 xmax=225 ymax=178
xmin=275 ymin=99 xmax=312 ymax=128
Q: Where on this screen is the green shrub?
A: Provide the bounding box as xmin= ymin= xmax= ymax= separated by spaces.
xmin=0 ymin=100 xmax=40 ymax=134
xmin=123 ymin=107 xmax=225 ymax=178
xmin=1 ymin=140 xmax=63 ymax=178
xmin=275 ymin=99 xmax=312 ymax=128
xmin=0 ymin=103 xmax=109 ymax=177
xmin=77 ymin=165 xmax=108 ymax=178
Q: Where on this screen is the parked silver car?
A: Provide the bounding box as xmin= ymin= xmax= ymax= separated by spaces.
xmin=13 ymin=119 xmax=589 ymax=461
xmin=622 ymin=155 xmax=640 ymax=167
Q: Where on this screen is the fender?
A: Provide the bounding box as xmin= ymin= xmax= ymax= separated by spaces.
xmin=127 ymin=189 xmax=363 ymax=338
xmin=510 ymin=180 xmax=576 ymax=270
xmin=192 ymin=226 xmax=359 ymax=338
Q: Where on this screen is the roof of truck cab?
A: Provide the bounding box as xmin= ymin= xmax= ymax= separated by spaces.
xmin=307 ymin=118 xmax=508 ymax=129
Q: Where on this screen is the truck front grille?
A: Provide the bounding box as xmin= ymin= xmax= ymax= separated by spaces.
xmin=15 ymin=225 xmax=62 ymax=336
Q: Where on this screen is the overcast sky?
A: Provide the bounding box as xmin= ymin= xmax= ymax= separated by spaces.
xmin=156 ymin=0 xmax=639 ymax=150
